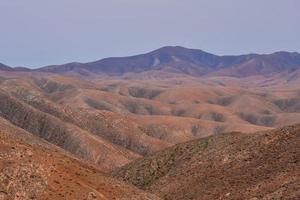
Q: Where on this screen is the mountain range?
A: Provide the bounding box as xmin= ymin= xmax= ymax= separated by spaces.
xmin=2 ymin=46 xmax=300 ymax=77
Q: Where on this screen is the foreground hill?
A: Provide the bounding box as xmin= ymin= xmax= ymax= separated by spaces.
xmin=0 ymin=117 xmax=160 ymax=200
xmin=37 ymin=46 xmax=300 ymax=77
xmin=113 ymin=125 xmax=300 ymax=200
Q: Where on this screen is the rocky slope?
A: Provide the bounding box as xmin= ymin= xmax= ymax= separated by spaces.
xmin=0 ymin=116 xmax=160 ymax=200
xmin=113 ymin=125 xmax=300 ymax=200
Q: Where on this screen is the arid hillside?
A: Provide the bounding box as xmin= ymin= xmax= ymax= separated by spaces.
xmin=0 ymin=116 xmax=160 ymax=200
xmin=113 ymin=124 xmax=300 ymax=200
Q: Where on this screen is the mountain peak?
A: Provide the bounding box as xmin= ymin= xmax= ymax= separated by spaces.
xmin=154 ymin=46 xmax=192 ymax=51
xmin=151 ymin=46 xmax=209 ymax=54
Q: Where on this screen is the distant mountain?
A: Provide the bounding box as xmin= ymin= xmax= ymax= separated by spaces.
xmin=212 ymin=51 xmax=300 ymax=77
xmin=37 ymin=46 xmax=300 ymax=77
xmin=0 ymin=63 xmax=13 ymax=71
xmin=0 ymin=63 xmax=32 ymax=72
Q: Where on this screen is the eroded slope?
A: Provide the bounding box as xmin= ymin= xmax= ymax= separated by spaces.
xmin=0 ymin=117 xmax=160 ymax=200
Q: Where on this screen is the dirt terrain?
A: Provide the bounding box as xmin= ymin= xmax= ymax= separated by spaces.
xmin=0 ymin=117 xmax=160 ymax=200
xmin=113 ymin=125 xmax=300 ymax=200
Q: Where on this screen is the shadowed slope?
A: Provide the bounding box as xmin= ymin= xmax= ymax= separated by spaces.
xmin=0 ymin=75 xmax=171 ymax=156
xmin=0 ymin=89 xmax=139 ymax=172
xmin=0 ymin=63 xmax=12 ymax=71
xmin=113 ymin=125 xmax=300 ymax=200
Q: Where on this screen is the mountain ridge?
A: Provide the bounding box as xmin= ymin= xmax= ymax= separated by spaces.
xmin=3 ymin=46 xmax=300 ymax=77
xmin=38 ymin=46 xmax=300 ymax=77
xmin=36 ymin=46 xmax=300 ymax=77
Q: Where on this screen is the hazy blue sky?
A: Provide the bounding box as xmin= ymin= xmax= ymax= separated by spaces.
xmin=1 ymin=0 xmax=299 ymax=68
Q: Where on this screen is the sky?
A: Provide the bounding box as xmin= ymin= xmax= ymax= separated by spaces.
xmin=0 ymin=0 xmax=299 ymax=68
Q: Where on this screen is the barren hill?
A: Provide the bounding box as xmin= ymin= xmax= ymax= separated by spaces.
xmin=113 ymin=125 xmax=300 ymax=200
xmin=0 ymin=116 xmax=160 ymax=200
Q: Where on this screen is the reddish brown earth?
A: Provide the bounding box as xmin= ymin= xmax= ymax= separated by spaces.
xmin=0 ymin=117 xmax=160 ymax=200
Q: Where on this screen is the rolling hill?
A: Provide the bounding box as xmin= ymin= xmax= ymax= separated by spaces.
xmin=1 ymin=70 xmax=300 ymax=172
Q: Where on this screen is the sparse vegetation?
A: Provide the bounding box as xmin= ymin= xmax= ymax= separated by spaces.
xmin=113 ymin=126 xmax=300 ymax=200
